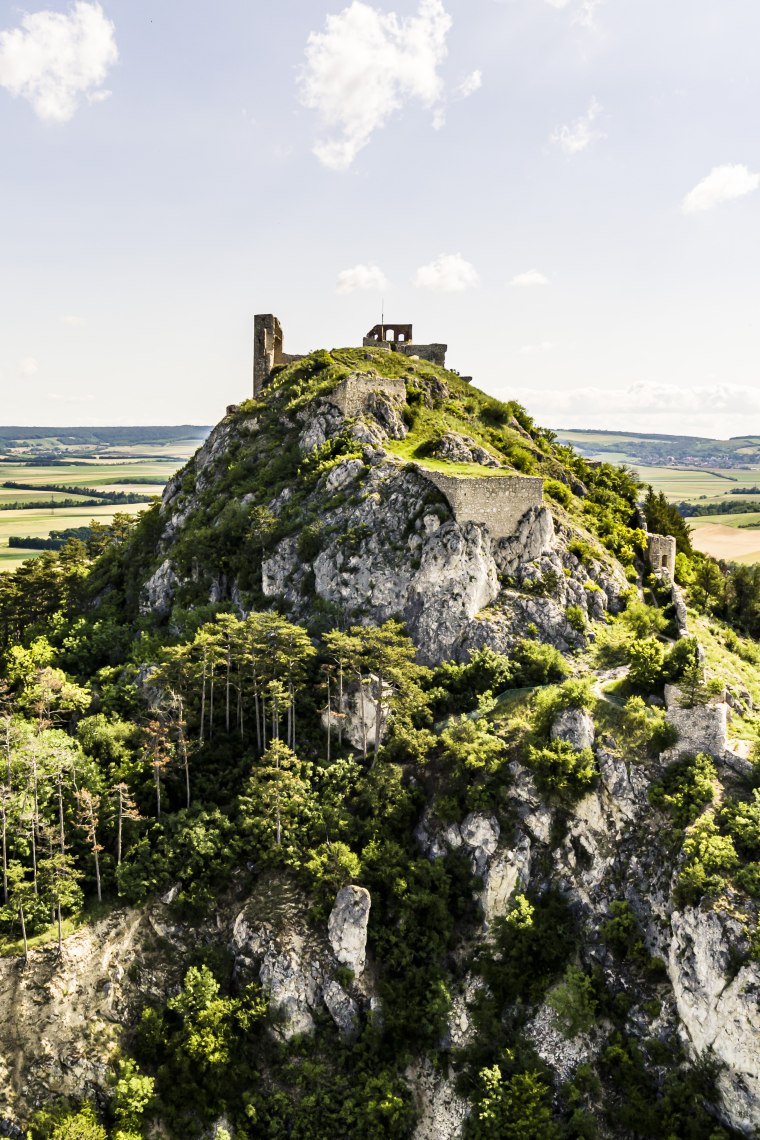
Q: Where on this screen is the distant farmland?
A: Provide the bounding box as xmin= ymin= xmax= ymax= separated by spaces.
xmin=0 ymin=429 xmax=210 ymax=572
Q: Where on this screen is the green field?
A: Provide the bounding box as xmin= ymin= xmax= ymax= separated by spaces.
xmin=632 ymin=465 xmax=760 ymax=503
xmin=0 ymin=438 xmax=204 ymax=572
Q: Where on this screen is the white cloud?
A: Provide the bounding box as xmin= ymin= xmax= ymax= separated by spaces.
xmin=511 ymin=270 xmax=549 ymax=287
xmin=519 ymin=342 xmax=556 ymax=355
xmin=455 ymin=70 xmax=482 ymax=99
xmin=545 ymin=0 xmax=572 ymax=8
xmin=19 ymin=357 xmax=39 ymax=377
xmin=551 ymin=97 xmax=604 ymax=156
xmin=512 ymin=380 xmax=760 ymax=436
xmin=413 ymin=252 xmax=479 ymax=292
xmin=336 ymin=263 xmax=389 ymax=293
xmin=61 ymin=314 xmax=86 ymax=327
xmin=299 ymin=0 xmax=457 ymax=171
xmin=682 ymin=164 xmax=760 ymax=214
xmin=574 ymin=0 xmax=603 ymax=29
xmin=0 ymin=2 xmax=117 ymax=123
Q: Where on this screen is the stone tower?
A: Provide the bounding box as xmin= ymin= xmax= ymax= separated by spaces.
xmin=253 ymin=314 xmax=284 ymax=397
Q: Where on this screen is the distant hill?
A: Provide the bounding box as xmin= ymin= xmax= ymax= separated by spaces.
xmin=556 ymin=428 xmax=760 ymax=469
xmin=0 ymin=426 xmax=211 ymax=445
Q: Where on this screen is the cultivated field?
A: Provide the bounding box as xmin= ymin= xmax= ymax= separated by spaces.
xmin=0 ymin=439 xmax=204 ymax=572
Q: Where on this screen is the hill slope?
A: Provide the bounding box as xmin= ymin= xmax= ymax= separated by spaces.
xmin=0 ymin=349 xmax=758 ymax=1139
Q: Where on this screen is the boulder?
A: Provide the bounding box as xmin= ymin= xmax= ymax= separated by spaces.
xmin=551 ymin=708 xmax=595 ymax=752
xmin=328 ymin=886 xmax=371 ymax=977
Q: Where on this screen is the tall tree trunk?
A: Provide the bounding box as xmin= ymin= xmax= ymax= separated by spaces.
xmin=155 ymin=763 xmax=162 ymax=820
xmin=252 ymin=657 xmax=262 ymax=755
xmin=0 ymin=802 xmax=6 ymax=906
xmin=57 ymin=772 xmax=65 ymax=854
xmin=225 ymin=643 xmax=231 ymax=733
xmin=19 ymin=903 xmax=28 ymax=966
xmin=373 ymin=672 xmax=384 ymax=767
xmin=357 ymin=670 xmax=368 ymax=760
xmin=326 ymin=675 xmax=331 ymax=764
xmin=200 ymin=652 xmax=207 ymax=743
xmin=177 ymin=707 xmax=190 ymax=810
xmin=338 ymin=663 xmax=344 ymax=748
xmin=209 ymin=663 xmax=215 ymax=741
xmin=117 ymin=786 xmax=123 ymax=866
xmin=57 ymin=901 xmax=63 ymax=956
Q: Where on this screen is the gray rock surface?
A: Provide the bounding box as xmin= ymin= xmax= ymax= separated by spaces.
xmin=551 ymin=707 xmax=596 ymax=752
xmin=328 ymin=885 xmax=371 ymax=976
xmin=433 ymin=431 xmax=501 ymax=467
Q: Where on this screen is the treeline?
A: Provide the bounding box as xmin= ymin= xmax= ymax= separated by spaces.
xmin=677 ymin=499 xmax=760 ymax=518
xmin=3 ymin=481 xmax=154 ymax=504
xmin=9 ymin=527 xmax=94 ymax=551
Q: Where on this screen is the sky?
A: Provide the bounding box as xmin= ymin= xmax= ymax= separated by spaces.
xmin=1 ymin=0 xmax=760 ymax=437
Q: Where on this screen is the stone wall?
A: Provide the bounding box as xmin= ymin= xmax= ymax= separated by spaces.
xmin=648 ymin=533 xmax=676 ymax=576
xmin=417 ymin=468 xmax=544 ymax=540
xmin=326 ymin=373 xmax=407 ymax=417
xmin=397 ymin=343 xmax=447 ymax=367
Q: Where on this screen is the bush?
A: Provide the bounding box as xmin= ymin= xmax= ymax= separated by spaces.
xmin=544 ymin=479 xmax=573 ymax=508
xmin=626 ymin=638 xmax=666 ymax=691
xmin=650 ymin=753 xmax=716 ymax=829
xmin=566 ymin=604 xmax=587 ymax=633
xmin=547 ymin=965 xmax=598 ymax=1037
xmin=527 ymin=740 xmax=596 ymax=796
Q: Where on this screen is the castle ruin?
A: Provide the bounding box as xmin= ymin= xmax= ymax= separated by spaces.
xmin=363 ymin=323 xmax=447 ymax=368
xmin=253 ymin=314 xmax=448 ymax=396
xmin=253 ymin=315 xmax=306 ymax=397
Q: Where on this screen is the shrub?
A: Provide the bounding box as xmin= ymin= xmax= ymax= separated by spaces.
xmin=527 ymin=740 xmax=596 ymax=796
xmin=566 ymin=604 xmax=587 ymax=633
xmin=626 ymin=637 xmax=666 ymax=690
xmin=620 ymin=696 xmax=678 ymax=758
xmin=466 ymin=1065 xmax=560 ymax=1139
xmin=547 ymin=965 xmax=598 ymax=1037
xmin=569 ymin=538 xmax=596 ymax=567
xmin=650 ymin=753 xmax=716 ymax=829
xmin=676 ymin=811 xmax=739 ymax=905
xmin=509 ymin=640 xmax=571 ymax=687
xmin=544 ymin=478 xmax=573 ymax=508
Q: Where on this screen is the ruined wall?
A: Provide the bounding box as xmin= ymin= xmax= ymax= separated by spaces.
xmin=326 ymin=373 xmax=407 ymax=417
xmin=361 ymin=340 xmax=448 ymax=368
xmin=397 ymin=343 xmax=447 ymax=367
xmin=418 ymin=469 xmax=544 ymax=540
xmin=254 ymin=314 xmax=282 ymax=397
xmin=648 ymin=533 xmax=676 ymax=577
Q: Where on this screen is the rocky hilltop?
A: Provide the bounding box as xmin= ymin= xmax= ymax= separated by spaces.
xmin=0 ymin=346 xmax=759 ymax=1139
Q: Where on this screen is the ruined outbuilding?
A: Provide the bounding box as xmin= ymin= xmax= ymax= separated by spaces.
xmin=648 ymin=533 xmax=676 ymax=577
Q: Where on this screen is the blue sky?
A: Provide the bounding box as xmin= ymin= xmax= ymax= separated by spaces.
xmin=1 ymin=0 xmax=760 ymax=436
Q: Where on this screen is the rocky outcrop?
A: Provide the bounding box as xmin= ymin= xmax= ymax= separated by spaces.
xmin=432 ymin=432 xmax=501 ymax=467
xmin=139 ymin=558 xmax=178 ymax=618
xmin=669 ymin=907 xmax=760 ymax=1135
xmin=232 ymin=879 xmax=375 ymax=1041
xmin=664 ymin=685 xmax=729 ymax=761
xmin=551 ymin=707 xmax=596 ymax=752
xmin=407 ymin=1058 xmax=469 ymax=1140
xmin=328 ymin=885 xmax=371 ymax=976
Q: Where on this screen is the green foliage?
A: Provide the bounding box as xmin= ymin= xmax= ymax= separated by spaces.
xmin=566 ymin=604 xmax=587 ymax=633
xmin=527 ymin=740 xmax=596 ymax=797
xmin=626 ymin=637 xmax=666 ymax=691
xmin=619 ymin=695 xmax=678 ymax=759
xmin=543 ymin=478 xmax=573 ymax=508
xmin=547 ymin=965 xmax=598 ymax=1037
xmin=466 ymin=1063 xmax=559 ymax=1139
xmin=643 ymin=488 xmax=693 ymax=555
xmin=677 ymin=811 xmax=739 ymax=906
xmin=650 ymin=753 xmax=716 ymax=829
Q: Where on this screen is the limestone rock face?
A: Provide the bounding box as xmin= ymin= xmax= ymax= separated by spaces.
xmin=139 ymin=559 xmax=178 ymax=618
xmin=433 ymin=431 xmax=501 ymax=467
xmin=669 ymin=907 xmax=760 ymax=1134
xmin=495 ymin=505 xmax=555 ymax=576
xmin=407 ymin=1058 xmax=469 ymax=1140
xmin=551 ymin=707 xmax=596 ymax=752
xmin=460 ymin=812 xmax=500 ymax=876
xmin=328 ymin=885 xmax=372 ymax=977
